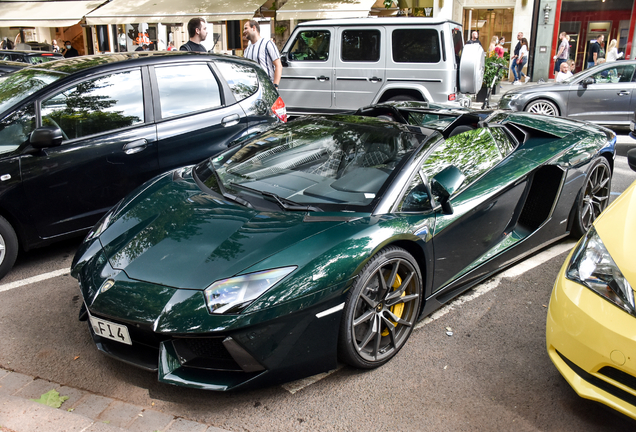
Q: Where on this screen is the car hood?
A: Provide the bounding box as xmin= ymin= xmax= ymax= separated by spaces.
xmin=504 ymin=82 xmax=568 ymax=96
xmin=97 ymin=171 xmax=348 ymax=290
xmin=594 ymin=179 xmax=636 ymax=286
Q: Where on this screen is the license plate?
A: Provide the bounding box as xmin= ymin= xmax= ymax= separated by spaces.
xmin=89 ymin=314 xmax=132 ymax=345
xmin=631 ymin=120 xmax=635 ymax=132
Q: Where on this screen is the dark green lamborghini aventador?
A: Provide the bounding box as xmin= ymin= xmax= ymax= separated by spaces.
xmin=71 ymin=104 xmax=616 ymax=391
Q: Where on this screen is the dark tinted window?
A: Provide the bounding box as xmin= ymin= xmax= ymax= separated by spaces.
xmin=155 ymin=64 xmax=221 ymax=118
xmin=288 ymin=30 xmax=330 ymax=61
xmin=0 ymin=103 xmax=35 ymax=153
xmin=452 ymin=27 xmax=463 ymax=64
xmin=216 ymin=61 xmax=258 ymax=101
xmin=41 ymin=69 xmax=144 ymax=140
xmin=392 ymin=29 xmax=441 ymax=63
xmin=341 ymin=30 xmax=381 ymax=62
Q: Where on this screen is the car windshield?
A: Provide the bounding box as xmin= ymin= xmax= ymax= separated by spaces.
xmin=0 ymin=68 xmax=65 ymax=113
xmin=194 ymin=117 xmax=425 ymax=210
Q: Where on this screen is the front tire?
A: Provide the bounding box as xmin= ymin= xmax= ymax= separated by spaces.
xmin=0 ymin=216 xmax=18 ymax=280
xmin=338 ymin=246 xmax=422 ymax=369
xmin=525 ymin=99 xmax=559 ymax=116
xmin=571 ymin=157 xmax=612 ymax=238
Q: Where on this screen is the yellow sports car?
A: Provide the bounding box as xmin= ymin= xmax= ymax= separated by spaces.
xmin=547 ymin=150 xmax=636 ymax=419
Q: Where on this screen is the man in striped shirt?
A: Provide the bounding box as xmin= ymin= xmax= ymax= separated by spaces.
xmin=243 ymin=20 xmax=282 ymax=89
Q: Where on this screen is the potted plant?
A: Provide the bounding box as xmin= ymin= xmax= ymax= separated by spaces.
xmin=476 ymin=54 xmax=508 ymax=101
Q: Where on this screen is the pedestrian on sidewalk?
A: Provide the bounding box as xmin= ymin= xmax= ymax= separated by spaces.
xmin=513 ymin=37 xmax=530 ymax=85
xmin=556 ymin=61 xmax=572 ymax=82
xmin=586 ymin=35 xmax=603 ymax=69
xmin=63 ymin=41 xmax=79 ymax=58
xmin=243 ymin=20 xmax=282 ymax=88
xmin=179 ymin=17 xmax=207 ymax=52
xmin=606 ymin=39 xmax=624 ymax=62
xmin=553 ymin=32 xmax=569 ymax=75
xmin=466 ymin=31 xmax=481 ymax=47
xmin=494 ymin=36 xmax=504 ymax=58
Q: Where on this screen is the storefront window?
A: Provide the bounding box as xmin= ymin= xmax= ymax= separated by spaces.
xmin=462 ymin=8 xmax=514 ymax=56
xmin=556 ymin=0 xmax=633 ymax=73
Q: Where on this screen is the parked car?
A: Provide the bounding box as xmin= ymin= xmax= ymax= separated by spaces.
xmin=499 ymin=60 xmax=636 ymax=127
xmin=0 ymin=52 xmax=286 ymax=279
xmin=71 ymin=105 xmax=615 ymax=391
xmin=547 ymin=149 xmax=636 ymax=420
xmin=0 ymin=50 xmax=63 ymax=64
xmin=278 ymin=18 xmax=485 ymax=116
xmin=0 ymin=60 xmax=26 ymax=76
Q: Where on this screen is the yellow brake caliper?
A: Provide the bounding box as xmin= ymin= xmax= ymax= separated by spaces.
xmin=381 ymin=273 xmax=404 ymax=337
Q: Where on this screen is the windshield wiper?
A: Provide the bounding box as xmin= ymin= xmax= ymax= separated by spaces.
xmin=194 ymin=164 xmax=253 ymax=208
xmin=229 ymin=182 xmax=323 ymax=212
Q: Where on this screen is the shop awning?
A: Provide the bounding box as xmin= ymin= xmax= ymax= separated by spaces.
xmin=84 ymin=0 xmax=263 ymax=24
xmin=276 ymin=0 xmax=377 ymax=20
xmin=0 ymin=0 xmax=106 ymax=27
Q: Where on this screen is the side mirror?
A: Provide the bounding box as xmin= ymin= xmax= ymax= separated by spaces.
xmin=402 ymin=184 xmax=432 ymax=212
xmin=628 ymin=148 xmax=636 ymax=172
xmin=430 ymin=165 xmax=465 ymax=215
xmin=280 ymin=53 xmax=289 ymax=67
xmin=581 ymin=77 xmax=595 ymax=87
xmin=30 ymin=126 xmax=63 ymax=149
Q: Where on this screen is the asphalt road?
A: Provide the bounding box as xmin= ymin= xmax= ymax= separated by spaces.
xmin=0 ymin=135 xmax=635 ymax=431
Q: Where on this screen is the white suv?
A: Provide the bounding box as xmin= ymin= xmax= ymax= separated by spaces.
xmin=279 ymin=17 xmax=484 ymax=115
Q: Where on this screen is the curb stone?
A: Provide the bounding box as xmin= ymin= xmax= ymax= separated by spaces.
xmin=0 ymin=368 xmax=230 ymax=432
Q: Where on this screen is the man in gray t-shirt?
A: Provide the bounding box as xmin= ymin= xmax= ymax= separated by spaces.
xmin=180 ymin=17 xmax=207 ymax=52
xmin=553 ymin=32 xmax=569 ymax=74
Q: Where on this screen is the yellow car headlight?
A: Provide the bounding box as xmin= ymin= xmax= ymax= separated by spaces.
xmin=567 ymin=227 xmax=635 ymax=315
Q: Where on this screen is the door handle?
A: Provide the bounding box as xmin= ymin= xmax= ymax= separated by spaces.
xmin=369 ymin=76 xmax=382 ymax=83
xmin=617 ymin=90 xmax=630 ymax=96
xmin=222 ymin=114 xmax=240 ymax=127
xmin=317 ymin=75 xmax=330 ymax=82
xmin=122 ymin=138 xmax=148 ymax=155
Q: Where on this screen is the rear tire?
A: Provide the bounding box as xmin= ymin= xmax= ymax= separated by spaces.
xmin=0 ymin=216 xmax=18 ymax=280
xmin=338 ymin=246 xmax=422 ymax=369
xmin=570 ymin=157 xmax=612 ymax=238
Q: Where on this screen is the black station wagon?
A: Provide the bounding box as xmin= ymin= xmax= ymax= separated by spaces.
xmin=0 ymin=52 xmax=286 ymax=278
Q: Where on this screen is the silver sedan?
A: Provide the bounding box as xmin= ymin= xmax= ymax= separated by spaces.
xmin=498 ymin=60 xmax=636 ymax=126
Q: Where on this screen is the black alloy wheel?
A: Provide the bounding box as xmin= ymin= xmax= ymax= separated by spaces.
xmin=571 ymin=157 xmax=612 ymax=238
xmin=339 ymin=247 xmax=422 ymax=369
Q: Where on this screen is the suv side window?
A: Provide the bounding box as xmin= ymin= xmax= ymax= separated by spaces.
xmin=216 ymin=61 xmax=258 ymax=101
xmin=392 ymin=29 xmax=441 ymax=63
xmin=451 ymin=27 xmax=463 ymax=65
xmin=41 ymin=69 xmax=144 ymax=140
xmin=341 ymin=30 xmax=380 ymax=62
xmin=154 ymin=64 xmax=221 ymax=118
xmin=288 ymin=30 xmax=330 ymax=61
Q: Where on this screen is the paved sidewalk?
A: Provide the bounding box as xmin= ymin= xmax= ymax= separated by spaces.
xmin=0 ymin=368 xmax=229 ymax=432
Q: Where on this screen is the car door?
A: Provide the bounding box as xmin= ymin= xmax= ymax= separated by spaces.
xmin=279 ymin=28 xmax=333 ymax=113
xmin=567 ymin=63 xmax=636 ymax=124
xmin=421 ymin=127 xmax=526 ymax=292
xmin=21 ymin=67 xmax=159 ymax=238
xmin=151 ymin=62 xmax=248 ymax=171
xmin=334 ymin=27 xmax=386 ymax=110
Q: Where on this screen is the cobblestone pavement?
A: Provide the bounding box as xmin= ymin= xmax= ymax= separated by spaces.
xmin=0 ymin=368 xmax=229 ymax=432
